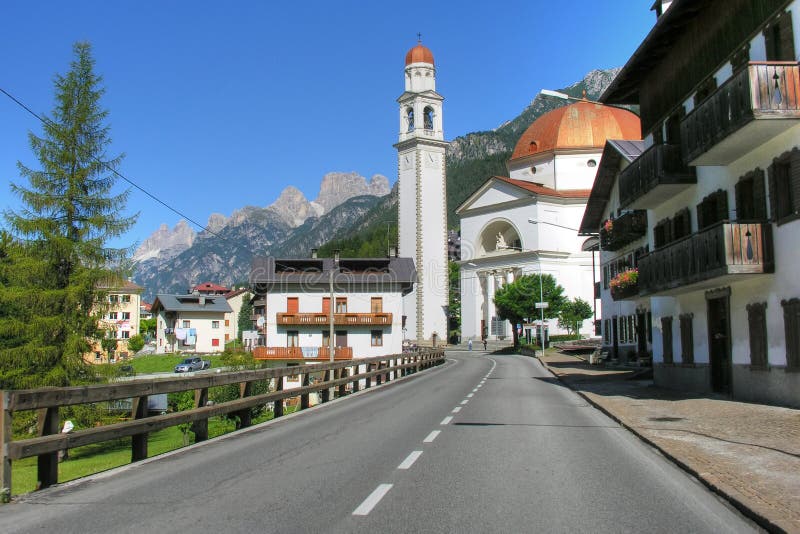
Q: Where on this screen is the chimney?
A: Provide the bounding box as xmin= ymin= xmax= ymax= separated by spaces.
xmin=311 ymin=248 xmax=318 ymax=259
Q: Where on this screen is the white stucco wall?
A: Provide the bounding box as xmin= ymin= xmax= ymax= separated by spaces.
xmin=156 ymin=310 xmax=228 ymax=354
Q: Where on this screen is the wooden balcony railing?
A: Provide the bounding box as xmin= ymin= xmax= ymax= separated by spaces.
xmin=253 ymin=346 xmax=354 ymax=360
xmin=599 ymin=211 xmax=648 ymax=251
xmin=638 ymin=221 xmax=773 ymax=296
xmin=276 ymin=312 xmax=393 ymax=326
xmin=682 ymin=62 xmax=800 ymax=165
xmin=618 ymin=143 xmax=696 ymax=209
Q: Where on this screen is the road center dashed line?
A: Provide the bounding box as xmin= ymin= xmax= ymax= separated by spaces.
xmin=460 ymin=399 xmax=469 ymax=405
xmin=353 ymin=484 xmax=393 ymax=516
xmin=423 ymin=430 xmax=440 ymax=443
xmin=467 ymin=393 xmax=474 ymax=398
xmin=398 ymin=450 xmax=423 ymax=470
xmin=452 ymin=406 xmax=462 ymax=413
xmin=440 ymin=416 xmax=453 ymax=425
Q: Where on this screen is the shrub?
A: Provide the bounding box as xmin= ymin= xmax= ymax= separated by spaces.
xmin=127 ymin=334 xmax=145 ymax=353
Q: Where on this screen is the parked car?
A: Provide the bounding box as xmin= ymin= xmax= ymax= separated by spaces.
xmin=174 ymin=357 xmax=211 ymax=373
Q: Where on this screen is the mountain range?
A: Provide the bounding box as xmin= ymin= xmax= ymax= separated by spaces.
xmin=131 ymin=68 xmax=622 ymax=300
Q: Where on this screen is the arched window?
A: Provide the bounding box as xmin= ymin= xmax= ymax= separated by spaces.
xmin=407 ymin=107 xmax=414 ymax=131
xmin=424 ymin=106 xmax=434 ymax=130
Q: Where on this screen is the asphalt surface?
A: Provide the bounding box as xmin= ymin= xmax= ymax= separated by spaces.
xmin=1 ymin=353 xmax=758 ymax=533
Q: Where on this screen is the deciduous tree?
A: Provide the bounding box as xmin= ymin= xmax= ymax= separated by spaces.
xmin=493 ymin=274 xmax=566 ymax=347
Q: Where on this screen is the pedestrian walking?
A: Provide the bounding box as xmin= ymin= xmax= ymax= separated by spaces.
xmin=482 ymin=338 xmax=487 ymax=350
xmin=468 ymin=339 xmax=472 ymax=351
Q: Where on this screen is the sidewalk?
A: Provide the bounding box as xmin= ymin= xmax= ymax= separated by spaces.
xmin=539 ymin=352 xmax=800 ymax=534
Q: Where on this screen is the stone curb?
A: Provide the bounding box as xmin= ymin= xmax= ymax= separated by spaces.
xmin=538 ymin=357 xmax=786 ymax=534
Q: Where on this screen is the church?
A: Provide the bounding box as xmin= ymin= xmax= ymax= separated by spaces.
xmin=457 ymin=100 xmax=641 ymax=342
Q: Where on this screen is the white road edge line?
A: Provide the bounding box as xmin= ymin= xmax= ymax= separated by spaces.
xmin=440 ymin=416 xmax=453 ymax=425
xmin=353 ymin=484 xmax=393 ymax=516
xmin=398 ymin=450 xmax=423 ymax=470
xmin=423 ymin=430 xmax=441 ymax=443
xmin=452 ymin=407 xmax=462 ymax=413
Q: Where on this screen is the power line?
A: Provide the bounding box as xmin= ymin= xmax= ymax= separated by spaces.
xmin=0 ymin=86 xmax=225 ymax=240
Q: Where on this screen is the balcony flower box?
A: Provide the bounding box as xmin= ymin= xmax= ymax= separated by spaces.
xmin=610 ymin=269 xmax=639 ymax=300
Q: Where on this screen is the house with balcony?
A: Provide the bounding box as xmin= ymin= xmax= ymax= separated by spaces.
xmin=599 ymin=0 xmax=800 ymax=407
xmin=580 ymin=140 xmax=654 ymax=363
xmin=248 ymin=253 xmax=415 ymax=364
xmin=86 ymin=280 xmax=143 ymax=363
xmin=151 ymin=293 xmax=232 ymax=354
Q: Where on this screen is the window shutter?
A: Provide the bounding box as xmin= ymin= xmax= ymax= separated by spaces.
xmin=696 ymin=201 xmax=706 ymax=230
xmin=778 ymin=11 xmax=796 ymax=61
xmin=752 ymin=169 xmax=767 ymax=220
xmin=765 ymin=20 xmax=778 ymax=61
xmin=768 ymin=163 xmax=779 ymax=220
xmin=716 ymin=189 xmax=729 ymax=223
xmin=790 ymin=148 xmax=800 ymax=215
xmin=735 ymin=180 xmax=744 ymax=220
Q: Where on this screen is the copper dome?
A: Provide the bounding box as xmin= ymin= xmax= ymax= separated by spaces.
xmin=405 ymin=43 xmax=434 ymax=66
xmin=510 ymin=101 xmax=640 ymax=160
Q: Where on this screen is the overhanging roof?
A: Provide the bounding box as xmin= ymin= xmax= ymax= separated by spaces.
xmin=578 ymin=140 xmax=645 ymax=235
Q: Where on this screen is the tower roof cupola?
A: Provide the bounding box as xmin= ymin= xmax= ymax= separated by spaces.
xmin=405 ymin=42 xmax=434 ymax=66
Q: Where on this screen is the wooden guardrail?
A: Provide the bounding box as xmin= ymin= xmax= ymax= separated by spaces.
xmin=0 ymin=350 xmax=445 ymax=499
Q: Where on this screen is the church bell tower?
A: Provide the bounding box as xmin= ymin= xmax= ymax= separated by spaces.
xmin=395 ymin=39 xmax=449 ymax=345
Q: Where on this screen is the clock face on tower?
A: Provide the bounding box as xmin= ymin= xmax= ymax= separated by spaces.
xmin=424 ymin=152 xmax=438 ymax=168
xmin=401 ymin=154 xmax=412 ymax=170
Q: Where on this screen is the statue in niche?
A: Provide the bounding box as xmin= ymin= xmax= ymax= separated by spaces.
xmin=407 ymin=108 xmax=414 ymax=132
xmin=496 ymin=232 xmax=507 ymax=250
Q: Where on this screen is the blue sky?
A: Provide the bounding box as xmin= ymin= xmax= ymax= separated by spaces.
xmin=1 ymin=1 xmax=653 ymax=247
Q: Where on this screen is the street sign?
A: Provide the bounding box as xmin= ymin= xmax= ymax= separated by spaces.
xmin=535 ymin=302 xmax=549 ymax=309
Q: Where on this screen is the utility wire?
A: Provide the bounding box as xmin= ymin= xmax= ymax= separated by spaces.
xmin=0 ymin=86 xmax=225 ymax=240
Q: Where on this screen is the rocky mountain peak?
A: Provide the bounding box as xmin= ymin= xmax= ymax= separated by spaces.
xmin=270 ymin=186 xmax=317 ymax=228
xmin=313 ymin=172 xmax=391 ymax=213
xmin=132 ymin=220 xmax=196 ymax=263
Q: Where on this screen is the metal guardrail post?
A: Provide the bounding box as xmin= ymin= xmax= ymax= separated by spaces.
xmin=131 ymin=396 xmax=149 ymax=461
xmin=1 ymin=391 xmax=11 ymax=502
xmin=36 ymin=407 xmax=59 ymax=489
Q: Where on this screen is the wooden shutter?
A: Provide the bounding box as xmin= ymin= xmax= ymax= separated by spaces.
xmin=746 ymin=302 xmax=768 ymax=369
xmin=768 ymin=162 xmax=779 ymax=221
xmin=735 ymin=180 xmax=745 ymax=220
xmin=322 ymin=297 xmax=330 ymax=314
xmin=679 ymin=313 xmax=694 ymax=364
xmin=765 ymin=19 xmax=778 ymax=60
xmin=790 ymin=148 xmax=800 ymax=216
xmin=286 ymin=297 xmax=299 ymax=314
xmin=752 ymin=169 xmax=767 ymax=220
xmin=778 ymin=11 xmax=796 ymax=61
xmin=782 ymin=299 xmax=800 ymax=371
xmin=696 ymin=201 xmax=706 ymax=230
xmin=661 ymin=316 xmax=673 ymax=364
xmin=715 ymin=189 xmax=729 ymax=223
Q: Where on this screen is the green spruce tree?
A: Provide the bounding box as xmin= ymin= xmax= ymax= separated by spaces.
xmin=1 ymin=42 xmax=136 ymax=389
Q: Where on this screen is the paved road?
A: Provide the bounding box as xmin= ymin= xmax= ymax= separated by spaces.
xmin=1 ymin=353 xmax=758 ymax=533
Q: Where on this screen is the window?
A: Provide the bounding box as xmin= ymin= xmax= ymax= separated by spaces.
xmin=109 ymin=295 xmax=119 ymax=303
xmin=371 ymin=297 xmax=383 ymax=313
xmin=661 ymin=316 xmax=674 ymax=364
xmin=587 ymin=159 xmax=597 ymax=168
xmin=287 ymin=330 xmax=299 ymax=348
xmin=182 ymin=320 xmax=191 ymax=328
xmin=225 ymin=319 xmax=230 ymax=327
xmin=212 ymin=320 xmax=220 ymax=329
xmin=225 ymin=333 xmax=230 ymax=341
xmin=736 ymin=169 xmax=767 ymax=221
xmin=696 ymin=190 xmax=728 ymax=230
xmin=781 ymin=298 xmax=800 ymax=371
xmin=693 ymin=77 xmax=717 ymax=106
xmin=287 ymin=297 xmax=299 ymax=314
xmin=671 ymin=208 xmax=692 ymax=240
xmin=653 ymin=218 xmax=672 ymax=248
xmin=108 ymin=312 xmax=118 ymax=320
xmin=212 ymin=339 xmax=220 ymax=347
xmin=121 ymin=331 xmax=130 ymax=339
xmin=94 ymin=352 xmax=101 ymax=361
xmin=406 ymin=107 xmax=414 ymax=131
xmin=747 ymin=302 xmax=768 ymax=369
xmin=322 ymin=330 xmax=330 ymax=347
xmin=768 ymin=148 xmax=800 ymax=225
xmin=679 ymin=313 xmax=694 ymax=364
xmin=121 ymin=295 xmax=131 ymax=303
xmin=335 ymin=297 xmax=347 ymax=313
xmin=371 ymin=330 xmax=383 ymax=346
xmin=423 ymin=106 xmax=434 ymax=130
xmin=604 ymin=319 xmax=611 ymax=343
xmin=322 ymin=297 xmax=331 ymax=314
xmin=121 ymin=312 xmax=131 ymax=320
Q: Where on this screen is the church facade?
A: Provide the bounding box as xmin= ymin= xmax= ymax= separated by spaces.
xmin=458 ymin=101 xmax=641 ymax=342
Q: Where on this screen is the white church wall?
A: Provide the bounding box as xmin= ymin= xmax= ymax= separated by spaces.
xmin=553 ymin=152 xmax=604 ymax=190
xmin=509 ymin=156 xmax=555 ymax=187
